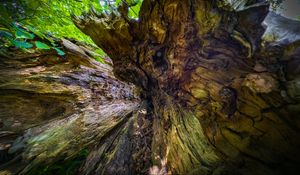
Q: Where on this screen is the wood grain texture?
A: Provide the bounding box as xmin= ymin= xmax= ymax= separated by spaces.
xmin=74 ymin=0 xmax=300 ymax=174
xmin=0 ymin=40 xmax=140 ymax=174
xmin=1 ymin=0 xmax=300 ymax=174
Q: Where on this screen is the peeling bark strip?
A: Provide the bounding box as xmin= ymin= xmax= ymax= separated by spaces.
xmin=0 ymin=40 xmax=140 ymax=174
xmin=73 ymin=0 xmax=300 ymax=174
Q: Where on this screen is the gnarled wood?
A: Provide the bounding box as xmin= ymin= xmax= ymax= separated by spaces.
xmin=74 ymin=0 xmax=300 ymax=174
xmin=0 ymin=0 xmax=299 ymax=174
xmin=0 ymin=40 xmax=140 ymax=174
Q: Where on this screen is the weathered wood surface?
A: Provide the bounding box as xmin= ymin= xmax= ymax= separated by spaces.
xmin=73 ymin=0 xmax=300 ymax=174
xmin=0 ymin=40 xmax=140 ymax=174
xmin=0 ymin=0 xmax=299 ymax=174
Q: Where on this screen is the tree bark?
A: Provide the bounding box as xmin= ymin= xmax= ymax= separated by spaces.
xmin=0 ymin=40 xmax=141 ymax=174
xmin=72 ymin=0 xmax=300 ymax=174
xmin=1 ymin=0 xmax=300 ymax=175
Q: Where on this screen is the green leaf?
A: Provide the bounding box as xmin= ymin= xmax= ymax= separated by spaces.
xmin=35 ymin=41 xmax=51 ymax=49
xmin=53 ymin=47 xmax=65 ymax=56
xmin=15 ymin=28 xmax=35 ymax=39
xmin=25 ymin=24 xmax=55 ymax=43
xmin=12 ymin=40 xmax=33 ymax=49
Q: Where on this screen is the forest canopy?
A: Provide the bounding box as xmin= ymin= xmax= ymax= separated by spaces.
xmin=0 ymin=0 xmax=144 ymax=61
xmin=0 ymin=0 xmax=142 ymax=45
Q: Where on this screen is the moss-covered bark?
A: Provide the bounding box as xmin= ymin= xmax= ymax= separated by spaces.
xmin=73 ymin=0 xmax=300 ymax=174
xmin=1 ymin=0 xmax=300 ymax=175
xmin=0 ymin=40 xmax=140 ymax=174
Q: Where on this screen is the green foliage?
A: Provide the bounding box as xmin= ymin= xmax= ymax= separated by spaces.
xmin=35 ymin=41 xmax=51 ymax=50
xmin=0 ymin=0 xmax=143 ymax=45
xmin=128 ymin=0 xmax=143 ymax=19
xmin=17 ymin=0 xmax=100 ymax=45
xmin=12 ymin=40 xmax=33 ymax=49
xmin=54 ymin=47 xmax=66 ymax=56
xmin=0 ymin=0 xmax=145 ymax=63
xmin=15 ymin=27 xmax=35 ymax=39
xmin=0 ymin=0 xmax=144 ymax=61
xmin=25 ymin=25 xmax=55 ymax=43
xmin=0 ymin=23 xmax=65 ymax=55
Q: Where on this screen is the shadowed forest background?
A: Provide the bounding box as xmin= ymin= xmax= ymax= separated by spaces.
xmin=0 ymin=0 xmax=300 ymax=175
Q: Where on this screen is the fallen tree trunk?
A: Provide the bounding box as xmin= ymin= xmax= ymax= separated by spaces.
xmin=0 ymin=40 xmax=141 ymax=174
xmin=72 ymin=0 xmax=300 ymax=174
xmin=1 ymin=0 xmax=300 ymax=175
